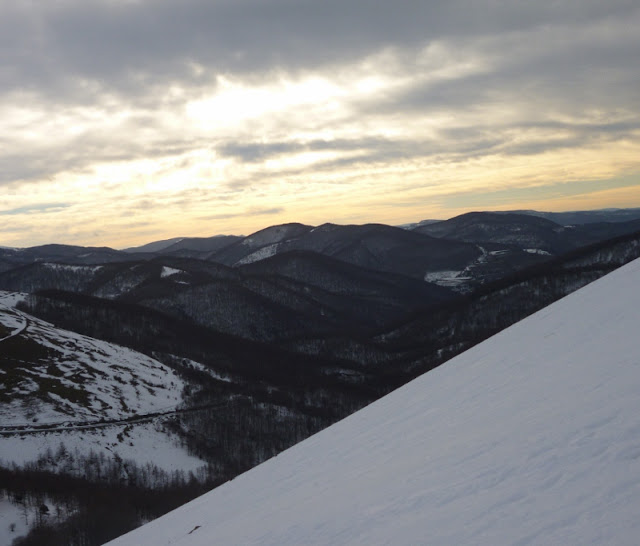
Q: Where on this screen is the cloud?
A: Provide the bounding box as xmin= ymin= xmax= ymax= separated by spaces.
xmin=0 ymin=1 xmax=639 ymax=247
xmin=0 ymin=203 xmax=71 ymax=216
xmin=2 ymin=1 xmax=636 ymax=100
xmin=198 ymin=206 xmax=285 ymax=222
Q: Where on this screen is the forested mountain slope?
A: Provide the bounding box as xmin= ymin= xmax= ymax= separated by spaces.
xmin=108 ymin=257 xmax=640 ymax=546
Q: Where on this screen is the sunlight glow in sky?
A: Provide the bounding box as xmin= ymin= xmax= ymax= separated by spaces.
xmin=1 ymin=1 xmax=639 ymax=248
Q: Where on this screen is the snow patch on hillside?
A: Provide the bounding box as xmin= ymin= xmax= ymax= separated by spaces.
xmin=0 ymin=308 xmax=27 ymax=341
xmin=235 ymin=243 xmax=279 ymax=266
xmin=178 ymin=358 xmax=232 ymax=383
xmin=0 ymin=291 xmax=28 ymax=308
xmin=109 ymin=259 xmax=640 ymax=546
xmin=424 ymin=270 xmax=470 ymax=287
xmin=161 ymin=266 xmax=184 ymax=278
xmin=524 ymin=248 xmax=552 ymax=255
xmin=43 ymin=263 xmax=103 ymax=273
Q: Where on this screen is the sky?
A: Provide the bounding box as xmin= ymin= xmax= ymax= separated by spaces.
xmin=1 ymin=0 xmax=639 ymax=249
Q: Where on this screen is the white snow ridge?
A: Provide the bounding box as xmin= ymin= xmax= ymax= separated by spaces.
xmin=107 ymin=258 xmax=640 ymax=546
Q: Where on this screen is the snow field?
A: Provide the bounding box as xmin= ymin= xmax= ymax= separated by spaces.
xmin=0 ymin=422 xmax=206 ymax=474
xmin=0 ymin=498 xmax=29 ymax=546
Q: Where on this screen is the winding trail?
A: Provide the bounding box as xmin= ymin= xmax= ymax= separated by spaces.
xmin=0 ymin=401 xmax=227 ymax=437
xmin=0 ymin=305 xmax=28 ymax=343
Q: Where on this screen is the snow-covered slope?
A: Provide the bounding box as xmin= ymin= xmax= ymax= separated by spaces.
xmin=0 ymin=291 xmax=183 ymax=426
xmin=0 ymin=290 xmax=207 ymax=476
xmin=107 ymin=258 xmax=640 ymax=546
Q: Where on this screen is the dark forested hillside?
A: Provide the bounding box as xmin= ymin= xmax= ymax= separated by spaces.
xmin=414 ymin=211 xmax=640 ymax=254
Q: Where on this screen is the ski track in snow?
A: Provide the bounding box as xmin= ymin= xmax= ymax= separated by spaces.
xmin=109 ymin=258 xmax=640 ymax=546
xmin=0 ymin=306 xmax=27 ymax=342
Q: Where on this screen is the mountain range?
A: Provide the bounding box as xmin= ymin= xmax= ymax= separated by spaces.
xmin=4 ymin=208 xmax=640 ymax=285
xmin=2 ymin=207 xmax=640 ymax=545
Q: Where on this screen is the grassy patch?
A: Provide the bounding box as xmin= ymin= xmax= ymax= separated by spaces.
xmin=37 ymin=377 xmax=91 ymax=406
xmin=0 ymin=335 xmax=58 ymax=368
xmin=0 ymin=368 xmax=30 ymax=402
xmin=46 ymin=363 xmax=64 ymax=377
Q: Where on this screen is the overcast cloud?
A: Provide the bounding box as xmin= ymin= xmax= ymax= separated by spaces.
xmin=1 ymin=0 xmax=639 ymax=247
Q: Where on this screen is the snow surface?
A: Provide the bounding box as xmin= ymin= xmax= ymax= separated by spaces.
xmin=108 ymin=258 xmax=640 ymax=546
xmin=0 ymin=422 xmax=206 ymax=475
xmin=234 ymin=243 xmax=279 ymax=266
xmin=0 ymin=306 xmax=27 ymax=342
xmin=423 ymin=270 xmax=470 ymax=287
xmin=43 ymin=263 xmax=103 ymax=273
xmin=0 ymin=291 xmax=27 ymax=308
xmin=0 ymin=498 xmax=29 ymax=546
xmin=161 ymin=266 xmax=183 ymax=278
xmin=178 ymin=358 xmax=232 ymax=383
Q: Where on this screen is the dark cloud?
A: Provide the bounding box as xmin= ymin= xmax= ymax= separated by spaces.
xmin=2 ymin=0 xmax=637 ymax=100
xmin=357 ymin=34 xmax=639 ymax=119
xmin=216 ymin=137 xmax=415 ymax=162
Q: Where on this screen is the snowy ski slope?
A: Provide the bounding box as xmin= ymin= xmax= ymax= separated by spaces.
xmin=107 ymin=258 xmax=640 ymax=546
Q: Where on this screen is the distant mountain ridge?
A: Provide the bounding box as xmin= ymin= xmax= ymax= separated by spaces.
xmin=123 ymin=235 xmax=242 ymax=256
xmin=412 ymin=211 xmax=640 ymax=255
xmin=412 ymin=207 xmax=640 ymax=228
xmin=511 ymin=207 xmax=640 ymax=224
xmin=210 ymin=222 xmax=483 ymax=279
xmin=4 ymin=209 xmax=640 ymax=299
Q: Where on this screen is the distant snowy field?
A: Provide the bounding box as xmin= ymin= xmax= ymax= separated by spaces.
xmin=109 ymin=258 xmax=640 ymax=546
xmin=0 ymin=421 xmax=206 ymax=474
xmin=0 ymin=498 xmax=28 ymax=546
